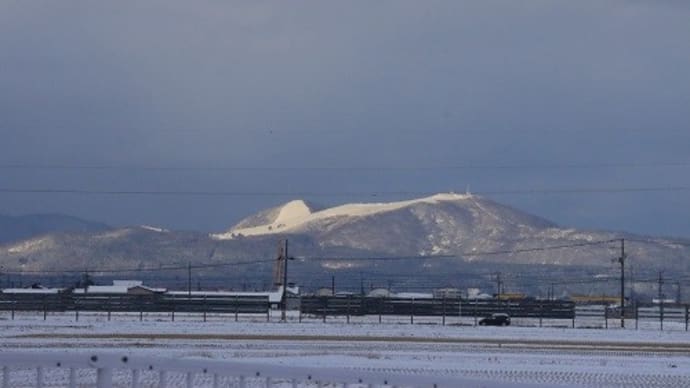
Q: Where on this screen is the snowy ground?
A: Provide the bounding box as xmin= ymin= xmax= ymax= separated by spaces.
xmin=2 ymin=311 xmax=690 ymax=387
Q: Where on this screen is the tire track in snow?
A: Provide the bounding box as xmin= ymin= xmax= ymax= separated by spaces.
xmin=16 ymin=332 xmax=690 ymax=354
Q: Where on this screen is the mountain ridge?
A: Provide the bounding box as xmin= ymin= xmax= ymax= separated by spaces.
xmin=0 ymin=213 xmax=111 ymax=245
xmin=1 ymin=194 xmax=689 ymax=287
xmin=214 ymin=193 xmax=557 ymax=240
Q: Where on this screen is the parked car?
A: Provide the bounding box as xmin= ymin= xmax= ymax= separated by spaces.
xmin=478 ymin=313 xmax=511 ymax=326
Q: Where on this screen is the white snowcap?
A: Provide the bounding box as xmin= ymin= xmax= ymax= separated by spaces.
xmin=212 ymin=192 xmax=472 ymax=239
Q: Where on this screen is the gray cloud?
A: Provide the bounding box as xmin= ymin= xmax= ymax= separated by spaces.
xmin=1 ymin=1 xmax=689 ymax=236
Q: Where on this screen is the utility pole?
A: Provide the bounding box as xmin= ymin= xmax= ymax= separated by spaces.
xmin=495 ymin=272 xmax=502 ymax=298
xmin=629 ymin=264 xmax=635 ymax=307
xmin=675 ymin=281 xmax=681 ymax=304
xmin=658 ymin=271 xmax=664 ymax=330
xmin=331 ymin=275 xmax=335 ymax=295
xmin=187 ymin=262 xmax=192 ymax=297
xmin=280 ymin=239 xmax=292 ymax=322
xmin=618 ymin=239 xmax=626 ymax=328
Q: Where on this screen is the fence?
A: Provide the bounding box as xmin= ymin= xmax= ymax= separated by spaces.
xmin=0 ymin=293 xmax=270 ymax=322
xmin=0 ymin=352 xmax=507 ymax=388
xmin=635 ymin=303 xmax=689 ymax=331
xmin=2 ymin=293 xmax=689 ymax=330
xmin=299 ymin=296 xmax=574 ymax=325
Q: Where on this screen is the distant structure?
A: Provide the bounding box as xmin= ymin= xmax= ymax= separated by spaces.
xmin=433 ymin=288 xmax=461 ymax=299
xmin=72 ymin=280 xmax=166 ymax=295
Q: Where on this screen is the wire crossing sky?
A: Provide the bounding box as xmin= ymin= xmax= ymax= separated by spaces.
xmin=1 ymin=1 xmax=689 ymax=236
xmin=0 ymin=239 xmax=620 ymax=275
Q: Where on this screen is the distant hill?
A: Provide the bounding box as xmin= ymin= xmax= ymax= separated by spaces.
xmin=1 ymin=194 xmax=689 ymax=296
xmin=0 ymin=214 xmax=111 ymax=245
xmin=214 ymin=193 xmax=559 ymax=257
xmin=213 ymin=193 xmax=690 ymax=268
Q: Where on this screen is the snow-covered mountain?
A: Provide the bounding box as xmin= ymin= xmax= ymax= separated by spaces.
xmin=228 ymin=199 xmax=323 ymax=232
xmin=213 ymin=193 xmax=690 ymax=267
xmin=1 ymin=194 xmax=689 ymax=284
xmin=215 ymin=193 xmax=578 ymax=259
xmin=0 ymin=213 xmax=110 ymax=245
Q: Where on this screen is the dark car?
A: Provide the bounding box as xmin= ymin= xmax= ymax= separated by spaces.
xmin=478 ymin=313 xmax=511 ymax=326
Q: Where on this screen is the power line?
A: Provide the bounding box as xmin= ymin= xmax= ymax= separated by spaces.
xmin=480 ymin=187 xmax=690 ymax=196
xmin=2 ymin=161 xmax=690 ymax=171
xmin=1 ymin=187 xmax=689 ymax=197
xmin=1 ymin=258 xmax=275 ymax=275
xmin=464 ymin=240 xmax=618 ymax=257
xmin=626 ymin=238 xmax=690 ymax=247
xmin=305 ymin=240 xmax=618 ymax=261
xmin=1 ymin=240 xmax=618 ymax=275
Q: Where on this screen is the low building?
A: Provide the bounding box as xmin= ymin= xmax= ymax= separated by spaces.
xmin=495 ymin=293 xmax=526 ymax=301
xmin=1 ymin=287 xmax=64 ymax=295
xmin=315 ymin=288 xmax=334 ymax=297
xmin=166 ymin=285 xmax=300 ymax=308
xmin=433 ymin=288 xmax=461 ymax=299
xmin=72 ymin=280 xmax=166 ymax=295
xmin=394 ymin=292 xmax=433 ymax=299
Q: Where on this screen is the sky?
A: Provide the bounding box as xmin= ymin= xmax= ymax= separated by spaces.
xmin=1 ymin=1 xmax=689 ymax=237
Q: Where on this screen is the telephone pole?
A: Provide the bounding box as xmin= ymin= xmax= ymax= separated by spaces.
xmin=187 ymin=262 xmax=192 ymax=297
xmin=280 ymin=239 xmax=292 ymax=322
xmin=495 ymin=272 xmax=503 ymax=298
xmin=629 ymin=264 xmax=635 ymax=306
xmin=618 ymin=239 xmax=626 ymax=328
xmin=658 ymin=271 xmax=665 ymax=330
xmin=360 ymin=273 xmax=365 ymax=295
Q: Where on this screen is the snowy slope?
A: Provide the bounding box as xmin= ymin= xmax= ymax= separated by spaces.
xmin=2 ymin=194 xmax=689 ymax=280
xmin=213 ymin=193 xmax=562 ymax=256
xmin=0 ymin=213 xmax=110 ymax=245
xmin=214 ymin=193 xmax=554 ymax=239
xmin=230 ymin=200 xmax=322 ymax=231
xmin=209 ymin=193 xmax=690 ymax=268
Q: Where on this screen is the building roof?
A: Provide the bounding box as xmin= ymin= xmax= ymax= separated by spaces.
xmin=72 ymin=280 xmax=166 ymax=294
xmin=167 ymin=286 xmax=299 ymax=303
xmin=1 ymin=288 xmax=63 ymax=294
xmin=394 ymin=292 xmax=434 ymax=299
xmin=112 ymin=280 xmax=143 ymax=287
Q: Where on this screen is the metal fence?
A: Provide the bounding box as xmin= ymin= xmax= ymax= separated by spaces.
xmin=299 ymin=296 xmax=574 ymax=324
xmin=0 ymin=293 xmax=270 ymax=321
xmin=2 ymin=293 xmax=688 ymax=330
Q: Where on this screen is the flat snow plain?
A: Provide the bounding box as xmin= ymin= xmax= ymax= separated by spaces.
xmin=2 ymin=311 xmax=690 ymax=387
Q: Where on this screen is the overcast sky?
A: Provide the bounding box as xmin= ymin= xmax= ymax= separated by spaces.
xmin=1 ymin=1 xmax=689 ymax=237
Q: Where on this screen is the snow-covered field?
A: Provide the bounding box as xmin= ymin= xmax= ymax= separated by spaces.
xmin=2 ymin=311 xmax=690 ymax=387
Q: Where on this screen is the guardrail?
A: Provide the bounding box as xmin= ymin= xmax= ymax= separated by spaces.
xmin=0 ymin=352 xmax=501 ymax=388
